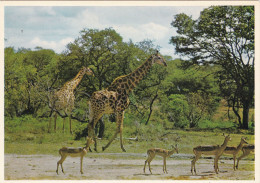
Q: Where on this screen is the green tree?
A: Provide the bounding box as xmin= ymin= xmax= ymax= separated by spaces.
xmin=4 ymin=47 xmax=59 ymax=117
xmin=170 ymin=6 xmax=254 ymax=129
xmin=161 ymin=94 xmax=189 ymax=128
xmin=63 ymin=28 xmax=167 ymax=130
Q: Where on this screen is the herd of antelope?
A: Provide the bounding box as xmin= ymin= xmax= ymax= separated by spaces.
xmin=56 ymin=133 xmax=254 ymax=175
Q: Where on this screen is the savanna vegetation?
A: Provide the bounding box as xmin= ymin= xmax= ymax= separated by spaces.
xmin=4 ymin=6 xmax=254 ymax=156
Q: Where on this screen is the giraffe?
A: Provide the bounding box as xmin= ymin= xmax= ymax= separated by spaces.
xmin=87 ymin=51 xmax=167 ymax=152
xmin=49 ymin=66 xmax=94 ymax=134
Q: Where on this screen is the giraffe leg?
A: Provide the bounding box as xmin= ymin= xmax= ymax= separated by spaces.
xmin=87 ymin=122 xmax=95 ymax=151
xmin=102 ymin=111 xmax=125 ymax=152
xmin=87 ymin=113 xmax=103 ymax=152
xmin=119 ymin=112 xmax=126 ymax=152
xmin=102 ymin=128 xmax=119 ymax=151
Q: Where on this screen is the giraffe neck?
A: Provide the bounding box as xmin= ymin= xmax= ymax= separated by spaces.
xmin=126 ymin=56 xmax=153 ymax=93
xmin=64 ymin=69 xmax=86 ymax=91
xmin=107 ymin=56 xmax=153 ymax=95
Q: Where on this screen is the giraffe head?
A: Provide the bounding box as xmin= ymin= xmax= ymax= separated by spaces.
xmin=152 ymin=50 xmax=167 ymax=67
xmin=82 ymin=66 xmax=94 ymax=76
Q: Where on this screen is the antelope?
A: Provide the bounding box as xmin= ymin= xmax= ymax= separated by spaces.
xmin=143 ymin=144 xmax=178 ymax=174
xmin=191 ymin=133 xmax=231 ymax=175
xmin=56 ymin=137 xmax=94 ymax=174
xmin=236 ymin=144 xmax=254 ymax=169
xmin=223 ymin=137 xmax=248 ymax=170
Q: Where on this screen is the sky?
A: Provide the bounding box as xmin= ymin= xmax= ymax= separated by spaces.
xmin=4 ymin=6 xmax=207 ymax=59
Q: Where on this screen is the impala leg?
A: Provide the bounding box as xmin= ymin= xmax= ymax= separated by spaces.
xmin=143 ymin=160 xmax=147 ymax=173
xmin=148 ymin=154 xmax=155 ymax=174
xmin=191 ymin=154 xmax=201 ymax=175
xmin=56 ymin=161 xmax=59 ymax=174
xmin=144 ymin=157 xmax=149 ymax=173
xmin=214 ymin=156 xmax=220 ymax=174
xmin=80 ymin=156 xmax=84 ymax=174
xmin=57 ymin=154 xmax=67 ymax=174
xmin=163 ymin=157 xmax=168 ymax=174
xmin=233 ymin=155 xmax=236 ymax=171
xmin=236 ymin=151 xmax=250 ymax=169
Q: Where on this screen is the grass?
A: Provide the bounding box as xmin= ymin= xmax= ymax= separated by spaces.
xmin=4 ymin=115 xmax=255 ymax=159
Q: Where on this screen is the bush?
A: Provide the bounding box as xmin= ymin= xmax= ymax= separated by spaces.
xmin=198 ymin=119 xmax=236 ymax=129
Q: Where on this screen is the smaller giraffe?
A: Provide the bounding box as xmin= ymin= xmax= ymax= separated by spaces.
xmin=49 ymin=66 xmax=93 ymax=134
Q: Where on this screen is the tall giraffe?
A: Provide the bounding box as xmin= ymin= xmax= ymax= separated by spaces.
xmin=88 ymin=51 xmax=167 ymax=152
xmin=49 ymin=66 xmax=94 ymax=134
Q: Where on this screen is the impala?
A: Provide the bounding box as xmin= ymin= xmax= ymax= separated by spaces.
xmin=143 ymin=144 xmax=178 ymax=174
xmin=191 ymin=133 xmax=231 ymax=174
xmin=56 ymin=137 xmax=94 ymax=174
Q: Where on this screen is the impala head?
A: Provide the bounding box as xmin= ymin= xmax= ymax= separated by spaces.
xmin=172 ymin=144 xmax=179 ymax=154
xmin=223 ymin=133 xmax=231 ymax=141
xmin=152 ymin=50 xmax=167 ymax=67
xmin=85 ymin=137 xmax=95 ymax=147
xmin=82 ymin=66 xmax=94 ymax=76
xmin=241 ymin=137 xmax=249 ymax=145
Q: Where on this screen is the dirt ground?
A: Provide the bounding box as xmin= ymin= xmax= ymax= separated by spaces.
xmin=4 ymin=153 xmax=254 ymax=180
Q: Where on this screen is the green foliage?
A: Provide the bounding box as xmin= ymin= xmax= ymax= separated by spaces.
xmin=170 ymin=6 xmax=254 ymax=129
xmin=161 ymin=94 xmax=189 ymax=128
xmin=5 ymin=47 xmax=59 ymax=117
xmin=198 ymin=119 xmax=236 ymax=130
xmin=4 ymin=115 xmax=255 ymax=155
xmin=4 ymin=25 xmax=254 ymax=138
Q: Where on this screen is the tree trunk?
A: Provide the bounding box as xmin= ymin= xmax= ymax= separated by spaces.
xmin=145 ymin=94 xmax=158 ymax=125
xmin=232 ymin=97 xmax=242 ymax=127
xmin=98 ymin=118 xmax=105 ymax=138
xmin=242 ymin=101 xmax=250 ymax=129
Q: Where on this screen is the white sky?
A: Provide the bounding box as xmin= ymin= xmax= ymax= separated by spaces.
xmin=4 ymin=6 xmax=207 ymax=59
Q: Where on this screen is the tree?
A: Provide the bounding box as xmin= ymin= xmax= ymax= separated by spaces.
xmin=4 ymin=47 xmax=59 ymax=117
xmin=170 ymin=6 xmax=254 ymax=129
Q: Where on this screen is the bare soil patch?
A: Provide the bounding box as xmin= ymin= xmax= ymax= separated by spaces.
xmin=4 ymin=154 xmax=254 ymax=180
